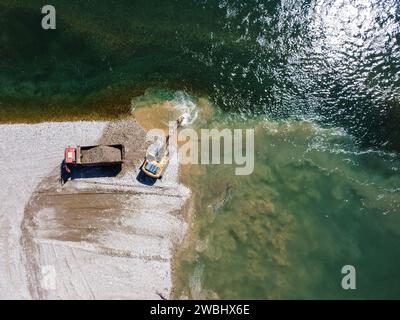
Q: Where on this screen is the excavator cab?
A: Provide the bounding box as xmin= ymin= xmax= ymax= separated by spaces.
xmin=141 ymin=116 xmax=184 ymax=180
xmin=141 ymin=142 xmax=169 ymax=179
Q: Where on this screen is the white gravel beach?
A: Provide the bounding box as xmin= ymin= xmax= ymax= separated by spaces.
xmin=0 ymin=120 xmax=190 ymax=299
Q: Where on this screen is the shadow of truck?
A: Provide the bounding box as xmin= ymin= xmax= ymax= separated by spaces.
xmin=60 ymin=161 xmax=122 ymax=185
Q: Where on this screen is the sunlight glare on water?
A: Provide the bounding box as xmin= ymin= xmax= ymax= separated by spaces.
xmin=0 ymin=0 xmax=399 ymax=299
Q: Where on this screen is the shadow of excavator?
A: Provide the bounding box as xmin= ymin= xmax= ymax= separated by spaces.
xmin=136 ymin=169 xmax=157 ymax=186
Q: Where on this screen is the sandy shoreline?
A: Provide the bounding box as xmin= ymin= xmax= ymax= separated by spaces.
xmin=0 ymin=120 xmax=190 ymax=299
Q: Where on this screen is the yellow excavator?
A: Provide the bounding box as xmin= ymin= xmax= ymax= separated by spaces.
xmin=141 ymin=116 xmax=184 ymax=179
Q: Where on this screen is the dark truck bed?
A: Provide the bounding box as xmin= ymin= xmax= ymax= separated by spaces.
xmin=76 ymin=144 xmax=125 ymax=166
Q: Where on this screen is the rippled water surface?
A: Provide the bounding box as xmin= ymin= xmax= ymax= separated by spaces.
xmin=1 ymin=0 xmax=400 ymax=298
xmin=1 ymin=0 xmax=399 ymax=149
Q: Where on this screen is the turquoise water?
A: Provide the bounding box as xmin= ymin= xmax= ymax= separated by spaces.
xmin=1 ymin=0 xmax=399 ymax=150
xmin=176 ymin=115 xmax=400 ymax=299
xmin=1 ymin=0 xmax=400 ymax=298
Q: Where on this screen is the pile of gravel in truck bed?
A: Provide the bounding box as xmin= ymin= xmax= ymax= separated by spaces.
xmin=81 ymin=145 xmax=121 ymax=163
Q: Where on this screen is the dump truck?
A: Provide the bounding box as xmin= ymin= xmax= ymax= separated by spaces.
xmin=64 ymin=144 xmax=125 ymax=173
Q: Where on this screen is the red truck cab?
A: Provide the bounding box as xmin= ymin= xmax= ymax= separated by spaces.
xmin=65 ymin=147 xmax=76 ymax=164
xmin=64 ymin=147 xmax=76 ymax=173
